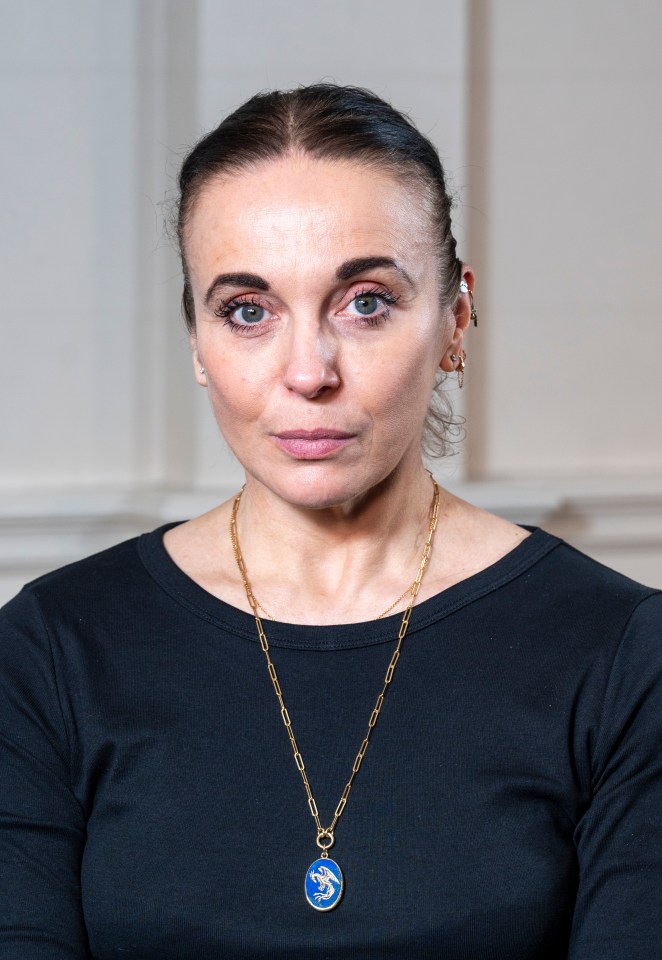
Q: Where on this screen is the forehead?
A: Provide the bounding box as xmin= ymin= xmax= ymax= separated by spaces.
xmin=184 ymin=155 xmax=435 ymax=280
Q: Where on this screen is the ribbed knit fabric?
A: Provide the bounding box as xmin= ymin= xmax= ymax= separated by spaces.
xmin=1 ymin=525 xmax=661 ymax=959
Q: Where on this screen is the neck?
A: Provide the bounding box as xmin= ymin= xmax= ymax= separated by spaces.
xmin=232 ymin=462 xmax=438 ymax=625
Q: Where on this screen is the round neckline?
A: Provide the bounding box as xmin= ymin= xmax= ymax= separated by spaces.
xmin=138 ymin=523 xmax=561 ymax=650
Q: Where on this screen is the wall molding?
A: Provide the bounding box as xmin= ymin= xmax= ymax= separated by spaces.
xmin=2 ymin=476 xmax=660 ymax=596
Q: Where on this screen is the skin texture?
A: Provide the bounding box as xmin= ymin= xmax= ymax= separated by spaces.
xmin=165 ymin=154 xmax=527 ymax=624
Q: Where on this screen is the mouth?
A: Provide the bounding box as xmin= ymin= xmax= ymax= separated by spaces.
xmin=271 ymin=429 xmax=356 ymax=459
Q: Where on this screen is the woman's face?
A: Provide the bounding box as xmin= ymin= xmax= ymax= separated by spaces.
xmin=185 ymin=154 xmax=465 ymax=508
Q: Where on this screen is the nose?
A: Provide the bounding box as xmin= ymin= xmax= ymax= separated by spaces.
xmin=282 ymin=321 xmax=341 ymax=399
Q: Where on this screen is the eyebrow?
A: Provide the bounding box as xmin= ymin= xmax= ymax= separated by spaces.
xmin=203 ymin=257 xmax=414 ymax=307
xmin=204 ymin=272 xmax=269 ymax=307
xmin=335 ymin=256 xmax=414 ymax=287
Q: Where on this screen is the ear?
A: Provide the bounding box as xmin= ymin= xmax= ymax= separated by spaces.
xmin=439 ymin=265 xmax=474 ymax=373
xmin=191 ymin=338 xmax=207 ymax=387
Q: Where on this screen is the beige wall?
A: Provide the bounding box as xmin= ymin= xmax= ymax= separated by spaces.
xmin=467 ymin=1 xmax=662 ymax=480
xmin=1 ymin=0 xmax=660 ymax=602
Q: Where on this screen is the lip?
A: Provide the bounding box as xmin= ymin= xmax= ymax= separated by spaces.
xmin=275 ymin=429 xmax=355 ymax=440
xmin=272 ymin=428 xmax=356 ymax=459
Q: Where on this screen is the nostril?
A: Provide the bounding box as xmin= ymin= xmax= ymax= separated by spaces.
xmin=284 ymin=361 xmax=341 ymax=398
xmin=286 ymin=374 xmax=340 ymax=400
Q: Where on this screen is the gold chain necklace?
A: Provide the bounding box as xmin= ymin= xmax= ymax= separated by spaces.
xmin=229 ymin=477 xmax=440 ymax=911
xmin=254 ymin=574 xmax=418 ymax=622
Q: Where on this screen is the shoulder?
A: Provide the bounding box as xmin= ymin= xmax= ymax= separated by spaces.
xmin=26 ymin=531 xmax=147 ymax=593
xmin=416 ymin=492 xmax=660 ymax=643
xmin=1 ymin=524 xmax=177 ymax=628
xmin=535 ymin=535 xmax=659 ymax=609
xmin=450 ymin=492 xmax=657 ymax=602
xmin=0 ymin=524 xmax=191 ymax=705
xmin=502 ymin=530 xmax=662 ymax=680
xmin=444 ymin=494 xmax=660 ymax=649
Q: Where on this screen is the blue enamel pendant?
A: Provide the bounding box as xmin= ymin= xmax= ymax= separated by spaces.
xmin=305 ymin=856 xmax=344 ymax=910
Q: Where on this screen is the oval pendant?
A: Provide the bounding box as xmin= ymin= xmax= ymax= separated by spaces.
xmin=305 ymin=857 xmax=344 ymax=911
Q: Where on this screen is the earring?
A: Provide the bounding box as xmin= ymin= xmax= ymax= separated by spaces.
xmin=457 ymin=350 xmax=467 ymax=389
xmin=470 ymin=293 xmax=478 ymax=327
xmin=199 ymin=367 xmax=205 ymax=375
xmin=459 ymin=279 xmax=478 ymax=326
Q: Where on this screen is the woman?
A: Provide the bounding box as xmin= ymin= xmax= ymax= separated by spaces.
xmin=1 ymin=84 xmax=660 ymax=959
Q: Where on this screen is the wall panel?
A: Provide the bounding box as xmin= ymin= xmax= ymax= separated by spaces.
xmin=466 ymin=0 xmax=662 ymax=479
xmin=1 ymin=0 xmax=660 ymax=605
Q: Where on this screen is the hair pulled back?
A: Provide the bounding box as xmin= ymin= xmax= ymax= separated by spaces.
xmin=175 ymin=83 xmax=464 ymax=456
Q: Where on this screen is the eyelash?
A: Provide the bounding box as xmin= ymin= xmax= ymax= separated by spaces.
xmin=214 ymin=286 xmax=400 ymax=333
xmin=350 ymin=286 xmax=399 ymax=325
xmin=215 ymin=296 xmax=264 ymax=331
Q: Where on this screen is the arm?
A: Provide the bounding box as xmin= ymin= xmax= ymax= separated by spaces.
xmin=0 ymin=589 xmax=92 ymax=959
xmin=568 ymin=593 xmax=662 ymax=959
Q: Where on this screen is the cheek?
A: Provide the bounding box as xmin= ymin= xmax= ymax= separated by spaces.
xmin=204 ymin=356 xmax=271 ymax=429
xmin=367 ymin=335 xmax=438 ymax=405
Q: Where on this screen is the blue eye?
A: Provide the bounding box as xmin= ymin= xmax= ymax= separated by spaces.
xmin=353 ymin=295 xmax=381 ymax=315
xmin=216 ymin=298 xmax=270 ymax=331
xmin=235 ymin=303 xmax=265 ymax=324
xmin=345 ymin=287 xmax=398 ymax=323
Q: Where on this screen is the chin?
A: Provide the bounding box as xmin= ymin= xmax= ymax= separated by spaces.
xmin=249 ymin=461 xmax=390 ymax=511
xmin=252 ymin=461 xmax=418 ymax=510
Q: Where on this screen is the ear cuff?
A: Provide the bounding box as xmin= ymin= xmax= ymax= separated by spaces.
xmin=459 ymin=279 xmax=478 ymax=326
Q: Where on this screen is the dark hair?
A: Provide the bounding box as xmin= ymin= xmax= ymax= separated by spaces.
xmin=176 ymin=83 xmax=464 ymax=456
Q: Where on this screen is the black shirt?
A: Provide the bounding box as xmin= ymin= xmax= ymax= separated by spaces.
xmin=1 ymin=525 xmax=661 ymax=958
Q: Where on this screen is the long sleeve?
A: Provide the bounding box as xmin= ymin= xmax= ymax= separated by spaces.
xmin=0 ymin=588 xmax=92 ymax=959
xmin=568 ymin=593 xmax=662 ymax=958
